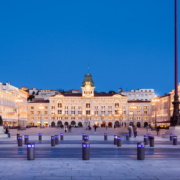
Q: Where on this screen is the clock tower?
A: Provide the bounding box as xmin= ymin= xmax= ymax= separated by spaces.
xmin=81 ymin=74 xmax=95 ymax=97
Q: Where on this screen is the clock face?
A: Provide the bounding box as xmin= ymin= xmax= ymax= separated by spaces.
xmin=86 ymin=86 xmax=90 ymax=90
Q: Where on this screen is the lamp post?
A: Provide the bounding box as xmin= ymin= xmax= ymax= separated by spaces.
xmin=152 ymin=97 xmax=159 ymax=129
xmin=38 ymin=104 xmax=44 ymax=128
xmin=131 ymin=104 xmax=136 ymax=125
xmin=15 ymin=96 xmax=22 ymax=128
xmin=172 ymin=0 xmax=180 ymax=126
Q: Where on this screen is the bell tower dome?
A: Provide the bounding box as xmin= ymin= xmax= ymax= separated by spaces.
xmin=81 ymin=74 xmax=95 ymax=97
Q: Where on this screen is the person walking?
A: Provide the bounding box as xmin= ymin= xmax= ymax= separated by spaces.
xmin=156 ymin=126 xmax=160 ymax=136
xmin=64 ymin=125 xmax=67 ymax=133
xmin=68 ymin=125 xmax=71 ymax=132
xmin=133 ymin=125 xmax=137 ymax=138
xmin=128 ymin=125 xmax=132 ymax=137
xmin=94 ymin=125 xmax=97 ymax=133
xmin=146 ymin=125 xmax=149 ymax=134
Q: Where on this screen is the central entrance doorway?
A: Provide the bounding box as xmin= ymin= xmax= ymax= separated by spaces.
xmin=101 ymin=121 xmax=106 ymax=127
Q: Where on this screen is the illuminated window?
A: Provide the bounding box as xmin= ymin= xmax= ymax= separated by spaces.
xmin=57 ymin=110 xmax=62 ymax=114
xmin=58 ymin=103 xmax=62 ymax=108
xmin=144 ymin=106 xmax=148 ymax=109
xmin=144 ymin=111 xmax=148 ymax=114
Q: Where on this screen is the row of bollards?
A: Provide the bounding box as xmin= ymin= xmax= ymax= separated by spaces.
xmin=18 ymin=132 xmax=179 ymax=161
xmin=17 ymin=133 xmax=64 ymax=147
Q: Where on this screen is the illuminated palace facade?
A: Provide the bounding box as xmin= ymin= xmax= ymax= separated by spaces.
xmin=27 ymin=74 xmax=152 ymax=128
xmin=0 ymin=82 xmax=28 ymax=127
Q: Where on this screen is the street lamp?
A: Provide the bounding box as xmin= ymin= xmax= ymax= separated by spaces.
xmin=38 ymin=104 xmax=44 ymax=128
xmin=15 ymin=96 xmax=22 ymax=128
xmin=152 ymin=97 xmax=159 ymax=129
xmin=131 ymin=104 xmax=136 ymax=125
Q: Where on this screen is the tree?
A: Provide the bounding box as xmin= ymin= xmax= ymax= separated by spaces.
xmin=109 ymin=90 xmax=116 ymax=94
xmin=28 ymin=95 xmax=35 ymax=101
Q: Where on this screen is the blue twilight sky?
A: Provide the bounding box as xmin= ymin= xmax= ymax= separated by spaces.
xmin=0 ymin=0 xmax=179 ymax=95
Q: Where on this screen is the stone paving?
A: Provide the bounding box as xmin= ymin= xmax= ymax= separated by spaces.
xmin=0 ymin=128 xmax=178 ymax=179
xmin=8 ymin=127 xmax=167 ymax=136
xmin=0 ymin=158 xmax=179 ymax=180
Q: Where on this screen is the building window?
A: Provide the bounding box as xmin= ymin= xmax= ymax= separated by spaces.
xmin=137 ymin=106 xmax=141 ymax=109
xmin=71 ymin=111 xmax=75 ymax=115
xmin=129 ymin=111 xmax=133 ymax=115
xmin=86 ymin=110 xmax=90 ymax=115
xmin=101 ymin=111 xmax=105 ymax=115
xmin=51 ymin=117 xmax=55 ymax=120
xmin=78 ymin=106 xmax=82 ymax=110
xmin=57 ymin=110 xmax=62 ymax=114
xmin=137 ymin=111 xmax=141 ymax=114
xmin=58 ymin=103 xmax=62 ymax=108
xmin=101 ymin=106 xmax=105 ymax=110
xmin=51 ymin=111 xmax=55 ymax=115
xmin=44 ymin=106 xmax=48 ymax=109
xmin=57 ymin=117 xmax=62 ymax=120
xmin=144 ymin=111 xmax=148 ymax=114
xmin=65 ymin=106 xmax=68 ymax=110
xmin=108 ymin=106 xmax=112 ymax=110
xmin=65 ymin=111 xmax=68 ymax=114
xmin=137 ymin=117 xmax=141 ymax=120
xmin=122 ymin=106 xmax=126 ymax=110
xmin=51 ymin=106 xmax=55 ymax=110
xmin=129 ymin=117 xmax=133 ymax=120
xmin=71 ymin=117 xmax=75 ymax=120
xmin=30 ymin=117 xmax=34 ymax=120
xmin=65 ymin=117 xmax=68 ymax=120
xmin=108 ymin=111 xmax=112 ymax=115
xmin=86 ymin=103 xmax=90 ymax=108
xmin=115 ymin=110 xmax=119 ymax=114
xmin=144 ymin=117 xmax=148 ymax=120
xmin=78 ymin=111 xmax=82 ymax=115
xmin=37 ymin=111 xmax=41 ymax=115
xmin=71 ymin=106 xmax=75 ymax=110
xmin=115 ymin=103 xmax=119 ymax=108
xmin=31 ymin=106 xmax=34 ymax=110
xmin=44 ymin=111 xmax=48 ymax=115
xmin=144 ymin=106 xmax=148 ymax=109
xmin=44 ymin=117 xmax=48 ymax=120
xmin=30 ymin=111 xmax=34 ymax=115
xmin=78 ymin=117 xmax=82 ymax=120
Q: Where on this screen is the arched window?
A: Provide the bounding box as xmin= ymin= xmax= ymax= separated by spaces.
xmin=58 ymin=102 xmax=62 ymax=108
xmin=86 ymin=103 xmax=90 ymax=108
xmin=115 ymin=102 xmax=119 ymax=108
